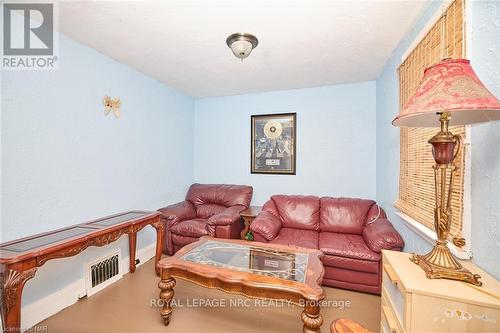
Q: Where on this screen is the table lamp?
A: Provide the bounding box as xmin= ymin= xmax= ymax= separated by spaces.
xmin=392 ymin=58 xmax=500 ymax=286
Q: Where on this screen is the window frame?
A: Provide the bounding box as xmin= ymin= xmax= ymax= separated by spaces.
xmin=396 ymin=0 xmax=472 ymax=259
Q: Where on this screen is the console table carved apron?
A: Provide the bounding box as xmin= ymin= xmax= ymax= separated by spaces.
xmin=158 ymin=237 xmax=325 ymax=332
xmin=0 ymin=211 xmax=164 ymax=332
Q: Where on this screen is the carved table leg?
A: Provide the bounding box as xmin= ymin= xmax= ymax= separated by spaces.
xmin=0 ymin=267 xmax=37 ymax=332
xmin=301 ymin=300 xmax=323 ymax=333
xmin=128 ymin=231 xmax=137 ymax=273
xmin=152 ymin=221 xmax=164 ymax=276
xmin=158 ymin=268 xmax=175 ymax=326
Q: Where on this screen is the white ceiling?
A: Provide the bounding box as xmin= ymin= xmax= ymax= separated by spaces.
xmin=59 ymin=1 xmax=430 ymax=98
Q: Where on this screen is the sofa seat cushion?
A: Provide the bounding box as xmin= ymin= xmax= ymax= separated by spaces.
xmin=171 ymin=234 xmax=198 ymax=248
xmin=319 ymin=232 xmax=380 ymax=261
xmin=322 ymin=254 xmax=379 ymax=274
xmin=272 ymin=228 xmax=319 ymax=249
xmin=170 ymin=219 xmax=209 ymax=238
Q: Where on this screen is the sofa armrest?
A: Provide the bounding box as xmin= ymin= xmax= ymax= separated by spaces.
xmin=362 ymin=219 xmax=404 ymax=253
xmin=207 ymin=206 xmax=245 ymax=226
xmin=250 ymin=211 xmax=282 ymax=241
xmin=158 ymin=201 xmax=196 ymax=225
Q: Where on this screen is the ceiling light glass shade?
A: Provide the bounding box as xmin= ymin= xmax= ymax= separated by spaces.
xmin=230 ymin=40 xmax=253 ymax=59
xmin=393 ymin=59 xmax=500 ymax=128
xmin=226 ymin=33 xmax=258 ymax=60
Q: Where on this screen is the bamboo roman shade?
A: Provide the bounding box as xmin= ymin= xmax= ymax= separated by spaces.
xmin=396 ymin=0 xmax=465 ymax=238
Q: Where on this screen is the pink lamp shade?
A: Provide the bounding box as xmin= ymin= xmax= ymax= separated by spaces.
xmin=393 ymin=59 xmax=500 ymax=128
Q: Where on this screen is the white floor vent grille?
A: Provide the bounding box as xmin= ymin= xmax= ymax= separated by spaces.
xmin=85 ymin=251 xmax=122 ymax=297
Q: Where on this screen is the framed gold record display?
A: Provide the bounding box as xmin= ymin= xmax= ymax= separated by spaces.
xmin=251 ymin=113 xmax=296 ymax=174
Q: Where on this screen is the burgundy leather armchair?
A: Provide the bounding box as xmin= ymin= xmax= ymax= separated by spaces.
xmin=250 ymin=195 xmax=404 ymax=294
xmin=158 ymin=184 xmax=253 ymax=255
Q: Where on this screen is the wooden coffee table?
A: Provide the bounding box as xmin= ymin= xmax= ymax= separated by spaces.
xmin=157 ymin=236 xmax=325 ymax=332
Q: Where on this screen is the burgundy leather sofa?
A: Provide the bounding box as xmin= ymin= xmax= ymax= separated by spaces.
xmin=158 ymin=183 xmax=253 ymax=255
xmin=250 ymin=195 xmax=404 ymax=294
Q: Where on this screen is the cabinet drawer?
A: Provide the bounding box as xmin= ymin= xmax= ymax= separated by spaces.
xmin=383 ymin=265 xmax=405 ymax=328
xmin=381 ymin=308 xmax=394 ymax=333
xmin=409 ymin=293 xmax=500 ymax=333
xmin=381 ymin=321 xmax=390 ymax=333
xmin=382 ymin=301 xmax=403 ymax=333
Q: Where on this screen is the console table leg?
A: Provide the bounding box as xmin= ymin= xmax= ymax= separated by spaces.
xmin=0 ymin=267 xmax=37 ymax=332
xmin=153 ymin=222 xmax=164 ymax=276
xmin=158 ymin=269 xmax=175 ymax=326
xmin=128 ymin=232 xmax=137 ymax=273
xmin=301 ymin=300 xmax=323 ymax=333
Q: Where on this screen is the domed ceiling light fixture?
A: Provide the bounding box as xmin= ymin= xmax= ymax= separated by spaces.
xmin=226 ymin=33 xmax=258 ymax=60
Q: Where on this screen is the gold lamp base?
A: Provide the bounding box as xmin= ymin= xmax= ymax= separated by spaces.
xmin=408 ymin=113 xmax=482 ymax=286
xmin=410 ymin=242 xmax=482 ymax=286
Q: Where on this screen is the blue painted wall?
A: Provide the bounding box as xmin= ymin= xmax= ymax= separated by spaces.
xmin=194 ymin=82 xmax=377 ymax=205
xmin=1 ymin=32 xmax=194 ymax=309
xmin=376 ymin=0 xmax=500 ymax=279
xmin=468 ymin=0 xmax=500 ymax=280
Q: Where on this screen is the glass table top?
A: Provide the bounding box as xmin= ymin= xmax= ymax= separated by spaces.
xmin=2 ymin=226 xmax=96 ymax=252
xmin=181 ymin=240 xmax=309 ymax=283
xmin=89 ymin=212 xmax=148 ymax=227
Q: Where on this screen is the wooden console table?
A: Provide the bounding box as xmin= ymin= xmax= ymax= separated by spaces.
xmin=0 ymin=210 xmax=164 ymax=332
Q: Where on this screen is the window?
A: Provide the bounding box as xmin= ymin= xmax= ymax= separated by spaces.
xmin=396 ymin=0 xmax=466 ymax=242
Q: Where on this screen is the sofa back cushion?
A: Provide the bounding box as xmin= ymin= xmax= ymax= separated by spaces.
xmin=271 ymin=195 xmax=320 ymax=231
xmin=186 ymin=183 xmax=253 ymax=219
xmin=320 ymin=197 xmax=375 ymax=234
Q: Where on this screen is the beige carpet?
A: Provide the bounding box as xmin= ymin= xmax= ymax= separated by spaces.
xmin=39 ymin=258 xmax=380 ymax=333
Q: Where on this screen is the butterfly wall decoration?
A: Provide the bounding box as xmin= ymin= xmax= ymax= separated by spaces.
xmin=103 ymin=95 xmax=121 ymax=118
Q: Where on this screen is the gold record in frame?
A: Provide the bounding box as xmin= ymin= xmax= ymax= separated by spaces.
xmin=251 ymin=113 xmax=296 ymax=175
xmin=264 ymin=120 xmax=283 ymax=139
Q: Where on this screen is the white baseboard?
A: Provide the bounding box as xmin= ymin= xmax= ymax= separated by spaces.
xmin=20 ymin=279 xmax=85 ymax=331
xmin=118 ymin=242 xmax=156 ymax=273
xmin=134 ymin=242 xmax=157 ymax=268
xmin=16 ymin=242 xmax=157 ymax=332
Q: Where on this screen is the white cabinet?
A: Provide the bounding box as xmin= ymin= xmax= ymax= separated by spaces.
xmin=381 ymin=250 xmax=500 ymax=333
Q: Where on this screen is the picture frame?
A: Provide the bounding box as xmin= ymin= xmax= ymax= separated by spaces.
xmin=251 ymin=113 xmax=296 ymax=174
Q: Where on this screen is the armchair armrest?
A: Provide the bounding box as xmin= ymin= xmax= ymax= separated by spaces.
xmin=207 ymin=206 xmax=245 ymax=226
xmin=362 ymin=218 xmax=404 ymax=253
xmin=205 ymin=206 xmax=245 ymax=236
xmin=250 ymin=211 xmax=282 ymax=241
xmin=157 ymin=201 xmax=196 ymax=225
